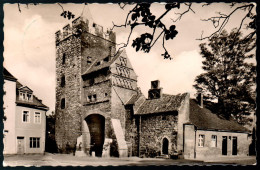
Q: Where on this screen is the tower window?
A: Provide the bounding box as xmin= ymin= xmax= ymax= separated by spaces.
xmin=93 ymin=94 xmax=97 ymax=101
xmin=93 ymin=23 xmax=96 ymax=27
xmin=62 ymin=53 xmax=66 ymax=64
xmin=61 ymin=75 xmax=65 ymax=87
xmin=61 ymin=98 xmax=65 ymax=109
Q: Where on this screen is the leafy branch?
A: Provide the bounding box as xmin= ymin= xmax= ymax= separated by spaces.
xmin=111 ymin=3 xmax=182 ymax=59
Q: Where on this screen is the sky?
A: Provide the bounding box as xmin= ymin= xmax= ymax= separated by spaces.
xmin=3 ymin=3 xmax=256 ymax=113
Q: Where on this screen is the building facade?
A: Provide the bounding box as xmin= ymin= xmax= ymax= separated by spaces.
xmin=55 ymin=16 xmax=250 ymax=158
xmin=3 ymin=68 xmax=49 ymax=154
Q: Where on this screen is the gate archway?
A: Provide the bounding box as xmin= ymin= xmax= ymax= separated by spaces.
xmin=85 ymin=114 xmax=105 ymax=157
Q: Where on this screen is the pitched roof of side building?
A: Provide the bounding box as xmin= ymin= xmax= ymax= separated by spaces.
xmin=3 ymin=67 xmax=49 ymax=111
xmin=135 ymin=93 xmax=188 ymax=115
xmin=189 ymin=99 xmax=249 ymax=133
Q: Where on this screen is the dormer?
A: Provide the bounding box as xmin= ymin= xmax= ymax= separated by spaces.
xmin=18 ymin=86 xmax=33 ymax=102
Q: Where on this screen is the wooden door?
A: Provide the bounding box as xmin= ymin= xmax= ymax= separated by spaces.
xmin=17 ymin=137 xmax=25 ymax=154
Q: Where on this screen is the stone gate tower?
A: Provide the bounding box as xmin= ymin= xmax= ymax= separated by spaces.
xmin=55 ymin=13 xmax=138 ymax=157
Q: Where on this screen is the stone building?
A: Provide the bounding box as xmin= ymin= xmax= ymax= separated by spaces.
xmin=3 ymin=68 xmax=49 ymax=154
xmin=55 ymin=15 xmax=250 ymax=158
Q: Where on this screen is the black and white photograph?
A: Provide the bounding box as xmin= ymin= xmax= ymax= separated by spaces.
xmin=2 ymin=2 xmax=257 ymax=166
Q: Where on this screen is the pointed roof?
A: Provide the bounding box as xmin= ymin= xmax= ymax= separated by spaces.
xmin=81 ymin=4 xmax=94 ymax=24
xmin=3 ymin=67 xmax=48 ymax=111
xmin=3 ymin=67 xmax=17 ymax=81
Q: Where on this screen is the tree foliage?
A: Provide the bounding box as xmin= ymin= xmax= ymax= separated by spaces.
xmin=194 ymin=29 xmax=256 ymax=125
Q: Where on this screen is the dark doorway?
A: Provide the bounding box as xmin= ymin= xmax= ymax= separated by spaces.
xmin=222 ymin=136 xmax=227 ymax=155
xmin=232 ymin=137 xmax=237 ymax=155
xmin=162 ymin=138 xmax=169 ymax=155
xmin=86 ymin=114 xmax=105 ymax=157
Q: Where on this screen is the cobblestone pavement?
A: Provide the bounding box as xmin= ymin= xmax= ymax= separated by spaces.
xmin=3 ymin=153 xmax=256 ymax=167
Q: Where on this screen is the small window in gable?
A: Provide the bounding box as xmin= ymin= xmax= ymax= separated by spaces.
xmin=96 ymin=61 xmax=101 ymax=66
xmin=61 ymin=98 xmax=65 ymax=109
xmin=104 ymin=56 xmax=109 ymax=62
xmin=93 ymin=94 xmax=97 ymax=101
xmin=87 ymin=95 xmax=92 ymax=102
xmin=87 ymin=56 xmax=92 ymax=64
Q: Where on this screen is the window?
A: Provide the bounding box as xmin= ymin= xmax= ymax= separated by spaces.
xmin=34 ymin=112 xmax=41 ymax=124
xmin=27 ymin=94 xmax=32 ymax=101
xmin=211 ymin=135 xmax=217 ymax=147
xmin=198 ymin=134 xmax=205 ymax=147
xmin=93 ymin=94 xmax=97 ymax=101
xmin=23 ymin=111 xmax=30 ymax=123
xmin=96 ymin=61 xmax=101 ymax=66
xmin=30 ymin=137 xmax=40 ymax=148
xmin=104 ymin=56 xmax=109 ymax=62
xmin=87 ymin=56 xmax=92 ymax=64
xmin=61 ymin=75 xmax=65 ymax=87
xmin=61 ymin=98 xmax=65 ymax=109
xmin=62 ymin=53 xmax=66 ymax=64
xmin=162 ymin=115 xmax=167 ymax=120
xmin=87 ymin=95 xmax=92 ymax=102
xmin=104 ymin=93 xmax=108 ymax=97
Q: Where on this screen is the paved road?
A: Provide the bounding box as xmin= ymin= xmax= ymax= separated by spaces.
xmin=3 ymin=153 xmax=256 ymax=167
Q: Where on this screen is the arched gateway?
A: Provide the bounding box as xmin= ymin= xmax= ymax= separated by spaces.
xmin=85 ymin=114 xmax=105 ymax=157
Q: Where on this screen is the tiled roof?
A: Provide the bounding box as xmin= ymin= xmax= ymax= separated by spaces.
xmin=135 ymin=93 xmax=188 ymax=115
xmin=82 ymin=50 xmax=123 ymax=76
xmin=189 ymin=99 xmax=249 ymax=133
xmin=3 ymin=67 xmax=17 ymax=81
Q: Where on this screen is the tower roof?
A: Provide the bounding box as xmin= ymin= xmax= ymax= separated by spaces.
xmin=80 ymin=4 xmax=94 ymax=24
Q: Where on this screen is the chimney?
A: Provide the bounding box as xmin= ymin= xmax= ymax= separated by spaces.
xmin=197 ymin=93 xmax=203 ymax=108
xmin=148 ymin=80 xmax=162 ymax=99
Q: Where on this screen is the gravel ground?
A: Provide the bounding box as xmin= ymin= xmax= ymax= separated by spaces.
xmin=3 ymin=153 xmax=256 ymax=167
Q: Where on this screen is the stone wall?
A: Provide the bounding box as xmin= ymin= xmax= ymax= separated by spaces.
xmin=55 ymin=35 xmax=82 ymax=153
xmin=139 ymin=113 xmax=178 ymax=157
xmin=125 ymin=106 xmax=139 ymax=156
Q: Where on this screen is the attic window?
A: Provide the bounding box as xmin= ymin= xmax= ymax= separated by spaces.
xmin=104 ymin=56 xmax=109 ymax=62
xmin=93 ymin=94 xmax=97 ymax=101
xmin=87 ymin=56 xmax=92 ymax=64
xmin=93 ymin=23 xmax=96 ymax=27
xmin=96 ymin=61 xmax=101 ymax=66
xmin=19 ymin=91 xmax=33 ymax=102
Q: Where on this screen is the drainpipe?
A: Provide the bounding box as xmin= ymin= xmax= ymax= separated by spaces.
xmin=194 ymin=127 xmax=197 ymax=159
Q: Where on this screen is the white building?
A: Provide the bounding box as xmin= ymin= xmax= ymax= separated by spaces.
xmin=3 ymin=68 xmax=49 ymax=154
